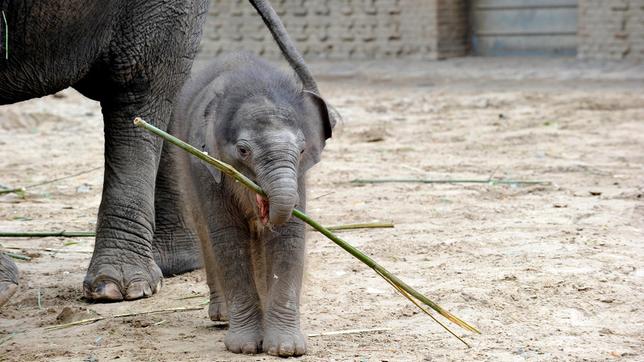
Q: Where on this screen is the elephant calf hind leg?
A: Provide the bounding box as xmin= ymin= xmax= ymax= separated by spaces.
xmin=152 ymin=230 xmax=202 ymax=277
xmin=152 ymin=158 xmax=202 ymax=277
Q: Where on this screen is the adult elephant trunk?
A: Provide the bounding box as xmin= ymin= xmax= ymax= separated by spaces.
xmin=249 ymin=0 xmax=320 ymax=94
xmin=256 ymin=158 xmax=300 ymax=226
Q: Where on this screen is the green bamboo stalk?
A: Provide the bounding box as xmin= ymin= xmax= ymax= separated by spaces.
xmin=133 ymin=117 xmax=480 ymax=345
xmin=0 ymin=231 xmax=96 ymax=238
xmin=352 ymin=178 xmax=550 ymax=185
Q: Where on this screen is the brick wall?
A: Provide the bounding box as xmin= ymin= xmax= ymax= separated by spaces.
xmin=436 ymin=0 xmax=469 ymax=59
xmin=578 ymin=0 xmax=644 ymax=60
xmin=198 ymin=1 xmax=644 ymax=61
xmin=198 ymin=0 xmax=467 ymax=61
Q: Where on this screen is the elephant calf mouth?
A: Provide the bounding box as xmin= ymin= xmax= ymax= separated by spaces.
xmin=256 ymin=194 xmax=270 ymax=225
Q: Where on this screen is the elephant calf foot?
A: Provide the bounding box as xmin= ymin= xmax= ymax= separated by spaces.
xmin=225 ymin=328 xmax=263 ymax=355
xmin=263 ymin=325 xmax=307 ymax=357
xmin=83 ymin=254 xmax=163 ymax=301
xmin=224 ymin=307 xmax=263 ymax=354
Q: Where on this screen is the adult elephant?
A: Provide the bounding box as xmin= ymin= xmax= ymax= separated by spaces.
xmin=0 ymin=0 xmax=327 ymax=306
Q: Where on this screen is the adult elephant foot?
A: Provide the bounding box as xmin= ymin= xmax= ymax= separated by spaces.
xmin=0 ymin=253 xmax=19 ymax=308
xmin=83 ymin=254 xmax=163 ymax=301
xmin=82 ymin=164 xmax=164 ymax=302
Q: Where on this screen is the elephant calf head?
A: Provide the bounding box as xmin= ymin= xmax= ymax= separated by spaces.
xmin=194 ymin=53 xmax=334 ymax=226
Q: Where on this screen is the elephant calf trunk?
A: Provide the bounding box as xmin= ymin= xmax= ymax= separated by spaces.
xmin=266 ymin=186 xmax=299 ymax=225
xmin=259 ymin=167 xmax=300 ymax=225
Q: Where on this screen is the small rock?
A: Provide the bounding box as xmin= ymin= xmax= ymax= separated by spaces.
xmin=56 ymin=306 xmax=98 ymax=324
xmin=599 ymin=328 xmax=613 ymax=335
xmin=589 ymin=191 xmax=602 ymax=196
xmin=76 ymin=183 xmax=92 ymax=193
xmin=23 ymin=251 xmax=41 ymax=259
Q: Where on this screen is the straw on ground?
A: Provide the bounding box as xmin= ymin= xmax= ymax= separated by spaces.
xmin=45 ymin=306 xmax=205 ymax=330
xmin=308 ymin=327 xmax=392 ymax=338
xmin=0 ymin=166 xmax=102 ymax=195
xmin=351 ymin=178 xmax=550 ymax=186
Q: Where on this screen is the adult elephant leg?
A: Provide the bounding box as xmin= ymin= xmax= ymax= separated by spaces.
xmin=0 ymin=253 xmax=19 ymax=308
xmin=152 ymin=145 xmax=202 ymax=277
xmin=80 ymin=0 xmax=208 ymax=302
xmin=83 ymin=98 xmax=168 ymax=301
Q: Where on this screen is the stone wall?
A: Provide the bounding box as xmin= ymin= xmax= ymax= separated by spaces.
xmin=578 ymin=0 xmax=644 ymax=60
xmin=198 ymin=0 xmax=452 ymax=60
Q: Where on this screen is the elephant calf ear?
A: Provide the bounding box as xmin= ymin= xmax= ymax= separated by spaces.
xmin=202 ymin=154 xmax=222 ymax=183
xmin=303 ymin=90 xmax=335 ymax=140
xmin=201 ymin=103 xmax=222 ymax=183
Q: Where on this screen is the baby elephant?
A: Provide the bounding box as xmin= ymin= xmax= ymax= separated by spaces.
xmin=160 ymin=52 xmax=333 ymax=356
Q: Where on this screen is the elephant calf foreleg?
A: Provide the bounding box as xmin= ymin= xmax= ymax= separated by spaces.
xmin=207 ymin=227 xmax=263 ymax=354
xmin=262 ymin=220 xmax=307 ymax=357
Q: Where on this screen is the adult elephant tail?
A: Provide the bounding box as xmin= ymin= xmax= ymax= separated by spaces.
xmin=249 ymin=0 xmax=338 ymax=139
xmin=248 ymin=0 xmax=320 ymax=94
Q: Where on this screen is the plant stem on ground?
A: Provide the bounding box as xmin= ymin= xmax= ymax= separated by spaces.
xmin=351 ymin=178 xmax=550 ymax=186
xmin=0 ymin=231 xmax=96 ymax=238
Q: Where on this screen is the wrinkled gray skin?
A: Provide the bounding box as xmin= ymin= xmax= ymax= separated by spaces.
xmin=159 ymin=52 xmax=333 ymax=356
xmin=0 ymin=0 xmax=325 ymax=308
xmin=0 ymin=253 xmax=19 ymax=307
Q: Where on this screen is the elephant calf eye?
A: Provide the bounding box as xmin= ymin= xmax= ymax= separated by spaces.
xmin=237 ymin=145 xmax=250 ymax=159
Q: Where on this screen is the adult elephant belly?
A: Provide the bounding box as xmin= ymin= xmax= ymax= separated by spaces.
xmin=0 ymin=1 xmax=115 ymax=103
xmin=0 ymin=0 xmax=209 ymax=302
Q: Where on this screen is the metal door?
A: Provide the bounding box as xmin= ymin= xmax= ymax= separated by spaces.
xmin=471 ymin=0 xmax=577 ymax=56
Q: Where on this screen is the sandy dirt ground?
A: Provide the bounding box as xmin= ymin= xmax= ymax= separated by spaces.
xmin=1 ymin=58 xmax=643 ymax=361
